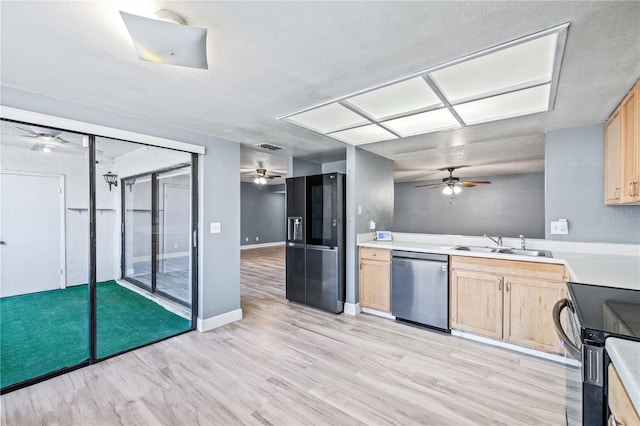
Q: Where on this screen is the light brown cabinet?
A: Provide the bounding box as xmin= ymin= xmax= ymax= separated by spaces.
xmin=450 ymin=256 xmax=568 ymax=355
xmin=606 ymin=80 xmax=640 ymax=205
xmin=359 ymin=248 xmax=391 ymax=313
xmin=608 ymin=363 xmax=640 ymax=425
xmin=450 ymin=270 xmax=503 ymax=339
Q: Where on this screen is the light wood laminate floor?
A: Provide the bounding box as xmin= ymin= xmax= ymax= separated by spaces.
xmin=1 ymin=245 xmax=568 ymax=425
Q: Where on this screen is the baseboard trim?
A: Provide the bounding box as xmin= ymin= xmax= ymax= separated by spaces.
xmin=240 ymin=241 xmax=285 ymax=250
xmin=450 ymin=330 xmax=579 ymax=366
xmin=361 ymin=307 xmax=395 ymax=320
xmin=343 ymin=302 xmax=361 ymax=316
xmin=197 ymin=308 xmax=243 ymax=332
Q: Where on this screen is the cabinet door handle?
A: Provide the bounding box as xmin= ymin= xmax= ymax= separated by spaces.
xmin=615 ymin=187 xmax=620 ymax=199
xmin=360 ymin=262 xmax=362 ymax=270
xmin=498 ymin=278 xmax=502 ymax=291
xmin=505 ymin=281 xmax=510 ymax=292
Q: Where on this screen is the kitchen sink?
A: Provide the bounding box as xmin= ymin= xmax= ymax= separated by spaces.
xmin=453 ymin=245 xmax=553 ymax=258
xmin=452 ymin=245 xmax=499 ymax=253
xmin=496 ymin=248 xmax=553 ymax=258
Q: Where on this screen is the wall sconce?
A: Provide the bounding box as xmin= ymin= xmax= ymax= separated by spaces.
xmin=125 ymin=177 xmax=136 ymax=192
xmin=103 ymin=172 xmax=118 ymax=191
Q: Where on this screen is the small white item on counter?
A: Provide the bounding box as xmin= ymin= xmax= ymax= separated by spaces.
xmin=376 ymin=231 xmax=393 ymax=241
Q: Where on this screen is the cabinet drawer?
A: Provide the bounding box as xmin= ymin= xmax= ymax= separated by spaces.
xmin=360 ymin=247 xmax=391 ymax=262
xmin=608 ymin=363 xmax=640 ymax=425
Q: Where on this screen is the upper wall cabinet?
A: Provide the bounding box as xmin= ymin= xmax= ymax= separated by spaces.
xmin=606 ymin=80 xmax=640 ymax=205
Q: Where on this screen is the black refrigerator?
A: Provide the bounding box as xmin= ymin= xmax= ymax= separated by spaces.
xmin=286 ymin=173 xmax=345 ymax=314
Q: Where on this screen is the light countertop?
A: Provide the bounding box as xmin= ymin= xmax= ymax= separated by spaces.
xmin=358 ymin=234 xmax=640 ymax=290
xmin=606 ymin=338 xmax=640 ymax=414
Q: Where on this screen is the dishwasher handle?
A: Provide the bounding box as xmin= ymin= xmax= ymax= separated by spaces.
xmin=391 ymin=251 xmax=448 ymax=262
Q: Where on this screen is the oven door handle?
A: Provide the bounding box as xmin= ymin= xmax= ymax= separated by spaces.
xmin=553 ymin=298 xmax=582 ymax=360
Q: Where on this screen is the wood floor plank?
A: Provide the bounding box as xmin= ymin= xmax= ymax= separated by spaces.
xmin=1 ymin=245 xmax=568 ymax=425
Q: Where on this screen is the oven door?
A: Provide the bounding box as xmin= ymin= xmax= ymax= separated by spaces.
xmin=553 ymin=298 xmax=583 ymax=426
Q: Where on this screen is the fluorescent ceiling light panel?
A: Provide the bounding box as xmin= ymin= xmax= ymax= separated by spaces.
xmin=285 ymin=103 xmax=370 ymax=134
xmin=430 ymin=33 xmax=557 ymax=103
xmin=120 ymin=11 xmax=208 ymax=69
xmin=453 ymin=84 xmax=551 ymax=125
xmin=345 ymin=77 xmax=442 ymax=120
xmin=328 ymin=124 xmax=397 ymax=145
xmin=383 ymin=108 xmax=459 ymax=137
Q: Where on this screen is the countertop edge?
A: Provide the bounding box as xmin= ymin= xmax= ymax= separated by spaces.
xmin=605 ymin=338 xmax=640 ymax=414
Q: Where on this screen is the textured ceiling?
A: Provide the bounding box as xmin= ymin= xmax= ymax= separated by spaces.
xmin=1 ymin=1 xmax=639 ymax=182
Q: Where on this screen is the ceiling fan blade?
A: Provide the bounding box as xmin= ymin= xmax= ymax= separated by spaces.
xmin=462 ymin=180 xmax=491 ymax=184
xmin=17 ymin=127 xmax=38 ymax=136
xmin=458 ymin=183 xmax=476 ymax=187
xmin=20 ymin=134 xmax=39 ymax=138
xmin=414 ymin=183 xmax=443 ymax=188
xmin=54 ymin=136 xmax=70 ymax=144
xmin=267 ymin=174 xmax=281 ymax=178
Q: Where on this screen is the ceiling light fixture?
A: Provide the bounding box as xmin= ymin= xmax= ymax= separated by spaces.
xmin=120 ymin=10 xmax=208 ymax=69
xmin=254 ymin=176 xmax=267 ymax=189
xmin=277 ymin=23 xmax=568 ymax=146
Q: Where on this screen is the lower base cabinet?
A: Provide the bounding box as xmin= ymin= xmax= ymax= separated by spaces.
xmin=359 ymin=248 xmax=391 ymax=313
xmin=450 ymin=256 xmax=568 ymax=355
xmin=608 ymin=363 xmax=640 ymax=425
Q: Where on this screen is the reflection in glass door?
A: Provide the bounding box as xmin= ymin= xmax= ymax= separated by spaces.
xmin=156 ymin=167 xmax=191 ymax=305
xmin=123 ymin=176 xmax=152 ymax=288
xmin=122 ymin=164 xmax=192 ymax=307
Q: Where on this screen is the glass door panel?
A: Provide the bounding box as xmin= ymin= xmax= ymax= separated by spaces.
xmin=156 ymin=167 xmax=192 ymax=306
xmin=0 ymin=119 xmax=89 ymax=389
xmin=123 ymin=176 xmax=152 ymax=288
xmin=96 ymin=136 xmax=192 ymax=360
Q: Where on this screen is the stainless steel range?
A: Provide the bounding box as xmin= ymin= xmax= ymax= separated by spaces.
xmin=554 ymin=283 xmax=640 ymax=425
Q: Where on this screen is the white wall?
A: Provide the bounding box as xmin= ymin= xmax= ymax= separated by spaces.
xmin=1 ymin=144 xmax=116 ymax=285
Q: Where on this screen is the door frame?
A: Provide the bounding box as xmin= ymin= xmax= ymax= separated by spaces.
xmin=0 ymin=170 xmax=66 ymax=290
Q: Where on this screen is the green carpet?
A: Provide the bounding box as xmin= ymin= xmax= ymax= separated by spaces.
xmin=0 ymin=280 xmax=190 ymax=388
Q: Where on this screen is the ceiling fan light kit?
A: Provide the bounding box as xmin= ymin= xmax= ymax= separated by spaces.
xmin=120 ymin=10 xmax=208 ymax=70
xmin=415 ymin=167 xmax=491 ymax=203
xmin=278 ymin=23 xmax=568 ymax=146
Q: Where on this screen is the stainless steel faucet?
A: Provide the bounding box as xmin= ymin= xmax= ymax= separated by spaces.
xmin=484 ymin=234 xmax=502 ymax=247
xmin=520 ymin=234 xmax=526 ymax=250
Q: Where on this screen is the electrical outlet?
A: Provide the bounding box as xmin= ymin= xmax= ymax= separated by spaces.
xmin=256 ymin=237 xmax=259 ymax=241
xmin=245 ymin=237 xmax=248 ymax=242
xmin=550 ymin=219 xmax=569 ymax=235
xmin=210 ymin=222 xmax=221 ymax=234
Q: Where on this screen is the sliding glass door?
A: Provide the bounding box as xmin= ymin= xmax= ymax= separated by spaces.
xmin=121 ymin=164 xmax=193 ymax=308
xmin=0 ymin=119 xmax=90 ymax=390
xmin=156 ymin=166 xmax=192 ymax=305
xmin=0 ymin=118 xmax=198 ymax=393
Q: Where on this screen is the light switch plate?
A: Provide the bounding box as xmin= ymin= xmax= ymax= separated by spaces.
xmin=550 ymin=219 xmax=568 ymax=235
xmin=210 ymin=222 xmax=221 ymax=234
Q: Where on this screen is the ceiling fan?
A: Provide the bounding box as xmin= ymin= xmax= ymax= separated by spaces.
xmin=415 ymin=167 xmax=491 ymax=197
xmin=241 ymin=167 xmax=282 ymax=188
xmin=18 ymin=127 xmax=71 ymax=145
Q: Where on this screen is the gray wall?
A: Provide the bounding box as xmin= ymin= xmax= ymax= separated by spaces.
xmin=198 ymin=140 xmax=241 ymax=318
xmin=287 ymin=157 xmax=322 ymax=177
xmin=346 ymin=146 xmax=395 ymax=305
xmin=2 ymin=85 xmax=242 ymax=321
xmin=394 ymin=172 xmax=545 ymax=238
xmin=240 ymin=182 xmax=285 ymax=245
xmin=546 ymin=123 xmax=640 ymax=243
xmin=322 ymin=160 xmax=347 ymax=174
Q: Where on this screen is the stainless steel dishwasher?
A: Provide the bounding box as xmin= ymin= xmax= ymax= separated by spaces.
xmin=391 ymin=251 xmax=449 ymax=331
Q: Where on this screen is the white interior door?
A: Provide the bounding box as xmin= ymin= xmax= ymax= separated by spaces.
xmin=0 ymin=172 xmax=64 ymax=297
